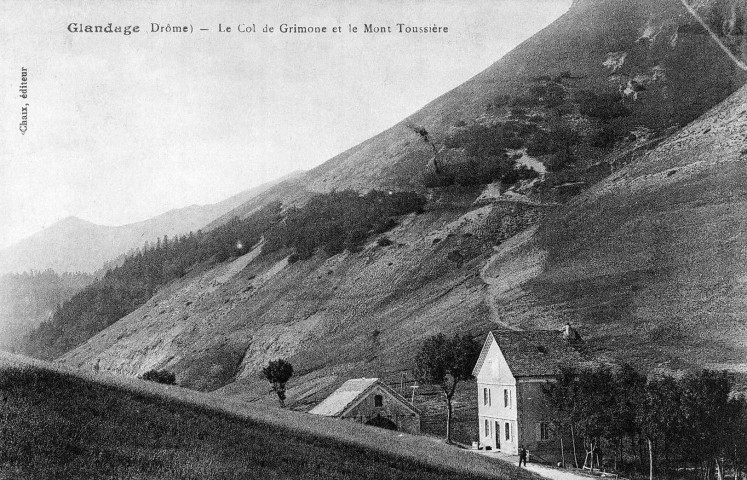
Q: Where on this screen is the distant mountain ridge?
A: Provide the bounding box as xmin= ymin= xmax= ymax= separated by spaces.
xmin=0 ymin=171 xmax=303 ymax=274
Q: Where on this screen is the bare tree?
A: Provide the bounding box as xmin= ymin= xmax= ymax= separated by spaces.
xmin=407 ymin=124 xmax=442 ymax=174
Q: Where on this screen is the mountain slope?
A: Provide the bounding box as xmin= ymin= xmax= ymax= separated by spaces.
xmin=218 ymin=0 xmax=747 ymax=212
xmin=483 ymin=80 xmax=747 ymax=372
xmin=59 ymin=0 xmax=747 ymax=419
xmin=0 ymin=172 xmax=301 ymax=274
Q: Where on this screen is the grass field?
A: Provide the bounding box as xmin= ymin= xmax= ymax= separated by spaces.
xmin=0 ymin=355 xmax=538 ymax=480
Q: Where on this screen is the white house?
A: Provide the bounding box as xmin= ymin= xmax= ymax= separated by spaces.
xmin=472 ymin=326 xmax=583 ymax=455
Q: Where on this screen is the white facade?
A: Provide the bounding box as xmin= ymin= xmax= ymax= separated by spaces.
xmin=475 ymin=338 xmax=520 ymax=454
xmin=474 ymin=329 xmax=583 ymax=458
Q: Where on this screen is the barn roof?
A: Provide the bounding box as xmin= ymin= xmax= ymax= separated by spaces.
xmin=473 ymin=329 xmax=584 ymax=378
xmin=309 ymin=378 xmax=419 ymax=417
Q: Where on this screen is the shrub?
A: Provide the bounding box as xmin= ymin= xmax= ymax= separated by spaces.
xmin=529 ymin=83 xmax=566 ymax=108
xmin=502 ymin=165 xmax=540 ymax=185
xmin=592 ymin=123 xmax=617 ymax=148
xmin=526 ymin=125 xmax=579 ymax=157
xmin=493 ymin=94 xmax=511 ymax=107
xmin=372 ymin=217 xmax=397 ymax=234
xmin=578 ymin=91 xmax=631 ymax=120
xmin=423 ymin=171 xmax=455 ymax=188
xmin=544 ymin=151 xmax=576 ymax=172
xmin=377 ymin=236 xmax=394 ymax=247
xmin=510 ymin=95 xmax=537 ymax=107
xmin=140 ymin=369 xmax=176 ymax=385
xmin=445 ymin=123 xmax=525 ymax=157
xmin=526 ymin=131 xmax=555 ymax=156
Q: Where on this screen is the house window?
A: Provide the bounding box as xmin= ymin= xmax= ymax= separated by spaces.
xmin=540 ymin=422 xmax=551 ymax=441
xmin=504 ymin=388 xmax=511 ymax=408
xmin=483 ymin=388 xmax=488 ymax=405
xmin=485 ymin=419 xmax=490 ymax=437
xmin=374 ymin=395 xmax=383 ymax=407
xmin=489 ymin=388 xmax=491 ymax=406
xmin=505 ymin=422 xmax=511 ymax=441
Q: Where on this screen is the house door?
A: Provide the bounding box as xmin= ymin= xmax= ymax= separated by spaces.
xmin=495 ymin=421 xmax=501 ymax=450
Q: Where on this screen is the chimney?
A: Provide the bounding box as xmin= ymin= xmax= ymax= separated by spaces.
xmin=563 ymin=323 xmax=572 ymax=339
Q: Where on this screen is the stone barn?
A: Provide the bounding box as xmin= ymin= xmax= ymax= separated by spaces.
xmin=309 ymin=378 xmax=421 ymax=434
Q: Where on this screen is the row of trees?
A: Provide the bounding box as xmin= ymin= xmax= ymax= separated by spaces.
xmin=546 ymin=365 xmax=747 ymax=480
xmin=262 ymin=190 xmax=426 ymax=260
xmin=25 ymin=190 xmax=426 ymax=360
xmin=0 ymin=270 xmax=95 ymax=352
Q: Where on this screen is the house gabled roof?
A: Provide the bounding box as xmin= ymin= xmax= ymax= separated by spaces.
xmin=309 ymin=378 xmax=420 ymax=417
xmin=473 ymin=329 xmax=584 ymax=378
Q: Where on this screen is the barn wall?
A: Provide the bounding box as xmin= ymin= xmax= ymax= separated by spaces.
xmin=341 ymin=385 xmax=421 ymax=434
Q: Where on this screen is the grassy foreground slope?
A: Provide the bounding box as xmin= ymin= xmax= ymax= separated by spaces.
xmin=0 ymin=353 xmax=534 ymax=480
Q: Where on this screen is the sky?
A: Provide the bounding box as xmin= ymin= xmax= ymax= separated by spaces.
xmin=0 ymin=0 xmax=571 ymax=250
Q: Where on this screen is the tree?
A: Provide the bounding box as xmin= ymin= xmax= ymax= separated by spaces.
xmin=679 ymin=370 xmax=735 ymax=480
xmin=263 ymin=359 xmax=294 ymax=408
xmin=611 ymin=364 xmax=645 ymax=471
xmin=545 ymin=366 xmax=582 ymax=468
xmin=414 ymin=333 xmax=480 ymax=443
xmin=574 ymin=366 xmax=617 ymax=473
xmin=408 ymin=124 xmax=442 ymax=174
xmin=140 ymin=369 xmax=176 ymax=385
xmin=638 ymin=376 xmax=682 ymax=480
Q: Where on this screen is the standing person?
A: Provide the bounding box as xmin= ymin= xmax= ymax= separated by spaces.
xmin=519 ymin=446 xmax=528 ymax=467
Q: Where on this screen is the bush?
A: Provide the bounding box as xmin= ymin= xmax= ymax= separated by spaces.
xmin=578 ymin=91 xmax=631 ymax=120
xmin=592 ymin=123 xmax=617 ymax=148
xmin=502 ymin=165 xmax=540 ymax=185
xmin=544 ymin=151 xmax=576 ymax=172
xmin=140 ymin=369 xmax=176 ymax=385
xmin=445 ymin=123 xmax=525 ymax=157
xmin=510 ymin=95 xmax=537 ymax=107
xmin=529 ymin=83 xmax=566 ymax=108
xmin=377 ymin=236 xmax=394 ymax=247
xmin=526 ymin=125 xmax=579 ymax=157
xmin=372 ymin=217 xmax=398 ymax=234
xmin=423 ymin=171 xmax=455 ymax=188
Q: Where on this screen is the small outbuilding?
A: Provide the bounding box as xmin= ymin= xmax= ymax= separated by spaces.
xmin=309 ymin=378 xmax=421 ymax=434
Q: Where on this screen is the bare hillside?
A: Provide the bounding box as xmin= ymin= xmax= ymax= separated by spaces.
xmin=484 ymin=81 xmax=747 ymax=373
xmin=58 ymin=0 xmax=747 ymax=414
xmin=61 ymin=202 xmax=542 ymax=402
xmin=216 ymin=0 xmax=747 ymax=219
